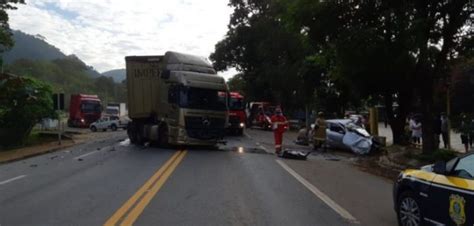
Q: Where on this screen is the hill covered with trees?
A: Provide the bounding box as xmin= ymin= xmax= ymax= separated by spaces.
xmin=2 ymin=30 xmax=126 ymax=105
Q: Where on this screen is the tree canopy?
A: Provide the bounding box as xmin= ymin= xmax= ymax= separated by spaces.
xmin=212 ymin=0 xmax=473 ymax=152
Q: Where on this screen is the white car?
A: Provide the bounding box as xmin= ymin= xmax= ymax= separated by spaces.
xmin=89 ymin=116 xmax=128 ymax=132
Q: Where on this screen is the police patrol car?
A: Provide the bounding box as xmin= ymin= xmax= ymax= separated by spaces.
xmin=393 ymin=152 xmax=473 ymax=226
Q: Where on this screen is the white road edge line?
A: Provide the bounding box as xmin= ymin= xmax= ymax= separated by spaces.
xmin=0 ymin=175 xmax=27 ymax=185
xmin=244 ymin=132 xmax=252 ymax=139
xmin=276 ymin=159 xmax=359 ymax=224
xmin=74 ymin=150 xmax=100 ymax=160
xmin=258 ymin=144 xmax=271 ymax=154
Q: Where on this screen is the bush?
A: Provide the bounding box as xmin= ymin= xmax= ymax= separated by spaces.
xmin=0 ymin=73 xmax=55 ymax=147
xmin=414 ymin=149 xmax=459 ymax=162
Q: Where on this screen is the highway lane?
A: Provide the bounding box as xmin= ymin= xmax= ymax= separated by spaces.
xmin=0 ymin=130 xmax=387 ymax=226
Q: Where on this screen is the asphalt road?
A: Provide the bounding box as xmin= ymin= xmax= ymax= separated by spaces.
xmin=0 ymin=130 xmax=397 ymax=226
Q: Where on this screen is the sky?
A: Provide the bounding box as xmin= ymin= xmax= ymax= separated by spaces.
xmin=9 ymin=0 xmax=238 ymax=79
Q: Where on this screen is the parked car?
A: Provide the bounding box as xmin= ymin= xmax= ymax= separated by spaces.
xmin=89 ymin=116 xmax=128 ymax=132
xmin=393 ymin=153 xmax=474 ymax=226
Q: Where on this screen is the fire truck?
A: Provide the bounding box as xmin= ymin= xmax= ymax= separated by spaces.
xmin=227 ymin=92 xmax=246 ymax=135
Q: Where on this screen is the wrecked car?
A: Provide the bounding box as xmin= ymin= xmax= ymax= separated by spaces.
xmin=295 ymin=119 xmax=375 ymax=155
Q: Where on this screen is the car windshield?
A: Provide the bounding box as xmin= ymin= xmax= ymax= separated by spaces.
xmin=179 ymin=87 xmax=227 ymax=111
xmin=81 ymin=101 xmax=101 ymax=113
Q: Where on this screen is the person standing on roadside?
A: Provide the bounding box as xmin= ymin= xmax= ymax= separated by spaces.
xmin=271 ymin=107 xmax=288 ymax=155
xmin=314 ymin=112 xmax=327 ymax=150
xmin=433 ymin=114 xmax=442 ymax=149
xmin=440 ymin=113 xmax=449 ymax=149
xmin=412 ymin=118 xmax=422 ymax=145
xmin=469 ymin=117 xmax=474 ymax=149
xmin=460 ymin=114 xmax=470 ymax=152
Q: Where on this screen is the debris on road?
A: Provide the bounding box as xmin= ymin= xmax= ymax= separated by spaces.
xmin=279 ymin=149 xmax=311 ymax=160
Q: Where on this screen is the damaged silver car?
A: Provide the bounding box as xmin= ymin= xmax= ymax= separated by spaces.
xmin=295 ymin=119 xmax=375 ymax=155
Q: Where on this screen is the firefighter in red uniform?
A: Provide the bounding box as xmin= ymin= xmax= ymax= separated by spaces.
xmin=271 ymin=107 xmax=288 ymax=155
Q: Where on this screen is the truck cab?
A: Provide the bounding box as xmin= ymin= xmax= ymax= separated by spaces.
xmin=126 ymin=52 xmax=228 ymax=146
xmin=227 ymin=92 xmax=246 ymax=135
xmin=67 ymin=94 xmax=102 ymax=128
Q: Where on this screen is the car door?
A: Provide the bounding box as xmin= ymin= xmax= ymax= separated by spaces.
xmin=94 ymin=119 xmax=103 ymax=129
xmin=326 ymin=122 xmax=345 ymax=149
xmin=99 ymin=118 xmax=108 ymax=129
xmin=426 ymin=154 xmax=474 ymax=225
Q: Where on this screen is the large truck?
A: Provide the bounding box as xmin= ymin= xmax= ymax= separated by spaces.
xmin=125 ymin=51 xmax=228 ymax=146
xmin=105 ymin=103 xmax=127 ymax=117
xmin=226 ymin=92 xmax=246 ymax=135
xmin=67 ymin=94 xmax=102 ymax=127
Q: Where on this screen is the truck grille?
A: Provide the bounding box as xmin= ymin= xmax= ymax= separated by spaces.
xmin=185 ymin=116 xmax=225 ymax=140
xmin=229 ymin=116 xmax=240 ymax=127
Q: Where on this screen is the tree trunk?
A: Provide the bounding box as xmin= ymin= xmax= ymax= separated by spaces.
xmin=384 ymin=90 xmax=411 ymax=145
xmin=420 ymin=78 xmax=436 ymax=154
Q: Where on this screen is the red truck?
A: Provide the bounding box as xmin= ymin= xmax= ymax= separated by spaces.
xmin=227 ymin=92 xmax=246 ymax=135
xmin=248 ymin=102 xmax=275 ymax=130
xmin=67 ymin=94 xmax=102 ymax=128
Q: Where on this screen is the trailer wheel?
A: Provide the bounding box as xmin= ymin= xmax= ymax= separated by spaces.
xmin=158 ymin=124 xmax=169 ymax=147
xmin=127 ymin=123 xmax=138 ymax=144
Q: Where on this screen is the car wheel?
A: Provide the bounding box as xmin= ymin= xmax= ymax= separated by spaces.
xmin=103 ymin=128 xmax=107 ymax=132
xmin=111 ymin=124 xmax=117 ymax=131
xmin=397 ymin=191 xmax=422 ymax=226
xmin=90 ymin=126 xmax=97 ymax=132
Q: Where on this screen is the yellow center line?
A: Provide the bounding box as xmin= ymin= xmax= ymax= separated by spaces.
xmin=104 ymin=150 xmax=186 ymax=226
xmin=120 ymin=150 xmax=187 ymax=226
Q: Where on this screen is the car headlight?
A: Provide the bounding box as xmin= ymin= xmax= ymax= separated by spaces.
xmin=239 ymin=123 xmax=245 ymax=128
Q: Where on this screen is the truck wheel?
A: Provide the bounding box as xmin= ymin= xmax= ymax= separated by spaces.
xmin=111 ymin=124 xmax=117 ymax=131
xmin=90 ymin=126 xmax=97 ymax=132
xmin=158 ymin=125 xmax=169 ymax=147
xmin=127 ymin=124 xmax=137 ymax=144
xmin=237 ymin=128 xmax=244 ymax=136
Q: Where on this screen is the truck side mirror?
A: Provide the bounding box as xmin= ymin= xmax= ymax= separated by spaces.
xmin=433 ymin=161 xmax=447 ymax=175
xmin=161 ymin=69 xmax=171 ymax=79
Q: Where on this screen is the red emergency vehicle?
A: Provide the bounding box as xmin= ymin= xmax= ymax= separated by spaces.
xmin=227 ymin=92 xmax=246 ymax=135
xmin=248 ymin=102 xmax=276 ymax=130
xmin=67 ymin=94 xmax=102 ymax=128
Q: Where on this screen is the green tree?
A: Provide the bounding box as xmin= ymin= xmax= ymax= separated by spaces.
xmin=226 ymin=73 xmax=246 ymax=94
xmin=0 ymin=0 xmax=25 ymax=53
xmin=282 ymin=0 xmax=473 ymax=153
xmin=0 ymin=73 xmax=55 ymax=147
xmin=211 ymin=0 xmax=311 ymax=110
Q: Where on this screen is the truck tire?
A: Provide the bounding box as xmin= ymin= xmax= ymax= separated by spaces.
xmin=111 ymin=124 xmax=117 ymax=131
xmin=128 ymin=124 xmax=137 ymax=144
xmin=158 ymin=124 xmax=169 ymax=147
xmin=237 ymin=128 xmax=244 ymax=136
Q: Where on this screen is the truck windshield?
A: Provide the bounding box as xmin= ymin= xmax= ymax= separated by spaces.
xmin=81 ymin=101 xmax=101 ymax=113
xmin=179 ymin=87 xmax=227 ymax=111
xmin=229 ymin=97 xmax=244 ymax=110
